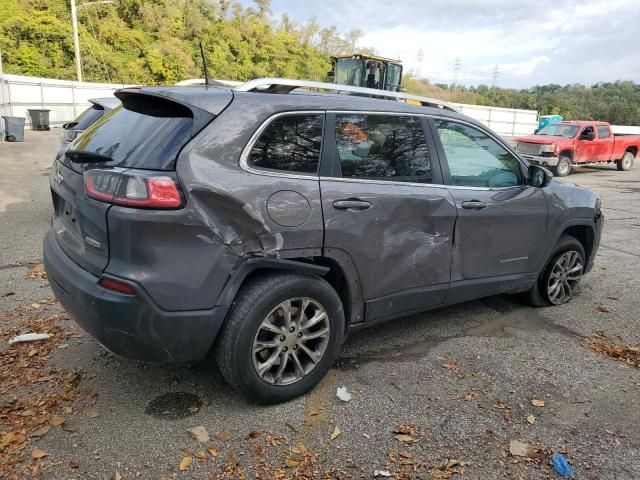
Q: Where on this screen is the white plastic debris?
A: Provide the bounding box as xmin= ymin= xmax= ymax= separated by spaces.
xmin=374 ymin=470 xmax=392 ymax=477
xmin=336 ymin=387 xmax=352 ymax=402
xmin=8 ymin=333 xmax=51 ymax=345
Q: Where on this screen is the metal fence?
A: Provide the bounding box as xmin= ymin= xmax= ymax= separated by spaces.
xmin=0 ymin=73 xmax=127 ymax=128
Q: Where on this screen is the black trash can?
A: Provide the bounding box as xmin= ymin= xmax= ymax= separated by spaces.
xmin=27 ymin=109 xmax=51 ymax=131
xmin=2 ymin=116 xmax=26 ymax=142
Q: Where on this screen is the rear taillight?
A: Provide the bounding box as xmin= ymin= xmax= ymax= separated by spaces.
xmin=84 ymin=169 xmax=183 ymax=209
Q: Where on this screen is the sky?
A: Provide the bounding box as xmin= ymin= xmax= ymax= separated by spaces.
xmin=252 ymin=0 xmax=640 ymax=89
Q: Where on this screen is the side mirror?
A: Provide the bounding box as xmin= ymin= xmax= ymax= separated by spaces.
xmin=529 ymin=164 xmax=553 ymax=187
xmin=580 ymin=131 xmax=594 ymax=141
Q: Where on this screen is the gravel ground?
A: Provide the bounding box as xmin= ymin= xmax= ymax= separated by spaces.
xmin=1 ymin=130 xmax=639 ymax=479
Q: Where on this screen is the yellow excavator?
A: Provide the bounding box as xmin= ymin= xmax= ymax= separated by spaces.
xmin=328 ymin=54 xmax=403 ymax=92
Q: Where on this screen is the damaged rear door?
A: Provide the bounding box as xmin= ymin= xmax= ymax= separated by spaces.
xmin=320 ymin=112 xmax=457 ymax=323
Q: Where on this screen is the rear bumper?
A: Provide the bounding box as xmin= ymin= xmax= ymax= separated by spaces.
xmin=43 ymin=228 xmax=227 ymax=363
xmin=523 ymin=154 xmax=559 ymax=167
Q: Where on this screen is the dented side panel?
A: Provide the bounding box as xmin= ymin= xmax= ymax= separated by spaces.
xmin=320 ymin=180 xmax=456 ymax=301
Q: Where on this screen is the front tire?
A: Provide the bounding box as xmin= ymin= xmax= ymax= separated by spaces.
xmin=617 ymin=151 xmax=634 ymax=171
xmin=216 ymin=272 xmax=344 ymax=403
xmin=524 ymin=235 xmax=585 ymax=307
xmin=554 ymin=156 xmax=572 ymax=177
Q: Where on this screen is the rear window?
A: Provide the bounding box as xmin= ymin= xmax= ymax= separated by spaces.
xmin=597 ymin=125 xmax=610 ymax=138
xmin=66 ymin=94 xmax=204 ymax=171
xmin=69 ymin=105 xmax=104 ymax=131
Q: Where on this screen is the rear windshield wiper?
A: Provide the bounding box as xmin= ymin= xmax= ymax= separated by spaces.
xmin=65 ymin=150 xmax=112 ymax=164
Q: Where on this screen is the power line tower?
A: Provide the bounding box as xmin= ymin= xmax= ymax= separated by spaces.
xmin=416 ymin=48 xmax=424 ymax=79
xmin=491 ymin=64 xmax=500 ymax=88
xmin=452 ymin=57 xmax=462 ymax=93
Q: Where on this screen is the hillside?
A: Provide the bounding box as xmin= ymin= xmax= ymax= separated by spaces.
xmin=2 ymin=0 xmax=640 ymax=125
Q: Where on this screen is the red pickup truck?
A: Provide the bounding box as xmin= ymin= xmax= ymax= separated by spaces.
xmin=514 ymin=121 xmax=639 ymax=176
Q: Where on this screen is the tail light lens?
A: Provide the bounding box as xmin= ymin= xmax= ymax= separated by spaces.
xmin=84 ymin=169 xmax=183 ymax=209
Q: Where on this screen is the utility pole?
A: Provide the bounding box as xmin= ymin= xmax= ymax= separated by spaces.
xmin=71 ymin=0 xmax=82 ymax=82
xmin=70 ymin=1 xmax=114 ymax=83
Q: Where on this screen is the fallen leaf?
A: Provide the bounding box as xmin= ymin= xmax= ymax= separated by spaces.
xmin=393 ymin=434 xmax=415 ymax=443
xmin=114 ymin=472 xmax=122 ymax=480
xmin=527 ymin=415 xmax=536 ymax=424
xmin=49 ymin=415 xmax=65 ymax=426
xmin=330 ymin=425 xmax=342 ymax=440
xmin=63 ymin=407 xmax=73 ymax=414
xmin=463 ymin=391 xmax=477 ymax=401
xmin=363 ymin=433 xmax=371 ymax=439
xmin=442 ymin=362 xmax=459 ymax=370
xmin=31 ymin=448 xmax=49 ymax=459
xmin=503 ymin=411 xmax=513 ymax=421
xmin=207 ymin=446 xmax=220 ymax=457
xmin=194 ymin=450 xmax=208 ymax=460
xmin=217 ymin=430 xmax=231 ymax=440
xmin=493 ymin=401 xmax=508 ymax=409
xmin=509 ymin=440 xmax=540 ymax=458
xmin=248 ymin=430 xmax=260 ymax=439
xmin=595 ymin=305 xmax=610 ymax=313
xmin=399 ymin=451 xmax=413 ymax=459
xmin=188 ymin=426 xmax=210 ymax=443
xmin=179 ymin=455 xmax=192 ymax=471
xmin=31 ymin=303 xmax=40 ymax=309
xmin=28 ymin=349 xmax=38 ymax=357
xmin=32 ymin=425 xmax=52 ymax=437
xmin=86 ymin=411 xmax=99 ymax=418
xmin=69 ymin=460 xmax=80 ymax=469
xmin=285 ymin=458 xmax=301 ymax=468
xmin=531 ymin=399 xmax=546 ymax=407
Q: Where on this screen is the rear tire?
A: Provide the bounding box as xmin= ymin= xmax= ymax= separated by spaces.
xmin=524 ymin=235 xmax=585 ymax=307
xmin=216 ymin=272 xmax=344 ymax=403
xmin=617 ymin=151 xmax=634 ymax=171
xmin=554 ymin=156 xmax=572 ymax=177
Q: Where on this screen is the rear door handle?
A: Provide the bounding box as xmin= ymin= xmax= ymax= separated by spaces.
xmin=461 ymin=200 xmax=487 ymax=210
xmin=332 ymin=199 xmax=372 ymax=211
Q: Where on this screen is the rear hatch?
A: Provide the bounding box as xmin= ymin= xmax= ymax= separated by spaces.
xmin=50 ymin=87 xmax=232 ymax=275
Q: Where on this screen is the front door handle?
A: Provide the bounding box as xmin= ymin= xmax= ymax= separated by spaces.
xmin=461 ymin=200 xmax=487 ymax=210
xmin=332 ymin=199 xmax=372 ymax=211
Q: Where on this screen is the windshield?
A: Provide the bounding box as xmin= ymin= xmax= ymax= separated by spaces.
xmin=335 ymin=58 xmax=362 ymax=86
xmin=537 ymin=124 xmax=579 ymax=138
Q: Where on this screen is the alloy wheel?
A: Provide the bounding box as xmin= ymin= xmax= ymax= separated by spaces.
xmin=252 ymin=297 xmax=330 ymax=385
xmin=547 ymin=250 xmax=584 ymax=305
xmin=623 ymin=155 xmax=633 ymax=170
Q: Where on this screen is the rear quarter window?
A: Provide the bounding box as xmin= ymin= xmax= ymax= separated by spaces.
xmin=246 ymin=114 xmax=323 ymax=175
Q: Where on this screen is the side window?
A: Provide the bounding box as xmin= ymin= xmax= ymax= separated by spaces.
xmin=334 ymin=114 xmax=432 ymax=183
xmin=247 ymin=114 xmax=323 ymax=174
xmin=597 ymin=126 xmax=610 ymax=138
xmin=581 ymin=126 xmax=594 ymax=137
xmin=434 ymin=120 xmax=522 ymax=188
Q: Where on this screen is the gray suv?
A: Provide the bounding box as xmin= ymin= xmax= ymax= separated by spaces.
xmin=43 ymin=79 xmax=603 ymax=403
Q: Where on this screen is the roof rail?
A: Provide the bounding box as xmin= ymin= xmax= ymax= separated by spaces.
xmin=233 ymin=78 xmax=458 ymax=112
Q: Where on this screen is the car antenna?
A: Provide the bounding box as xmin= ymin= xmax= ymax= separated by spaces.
xmin=199 ymin=41 xmax=209 ymax=86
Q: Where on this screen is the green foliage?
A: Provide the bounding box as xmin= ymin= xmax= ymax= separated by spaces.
xmin=0 ymin=0 xmax=366 ymax=85
xmin=403 ymin=76 xmax=640 ymax=125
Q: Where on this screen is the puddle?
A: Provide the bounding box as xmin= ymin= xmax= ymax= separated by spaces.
xmin=145 ymin=392 xmax=202 ymax=419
